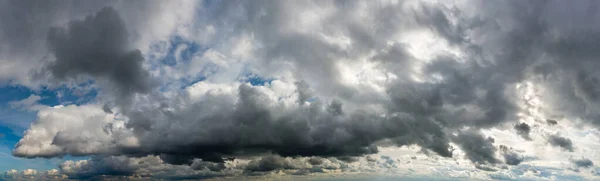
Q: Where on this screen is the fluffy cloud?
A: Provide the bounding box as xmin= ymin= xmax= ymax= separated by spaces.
xmin=547 ymin=134 xmax=574 ymax=152
xmin=6 ymin=0 xmax=600 ymax=179
xmin=571 ymin=157 xmax=594 ymax=168
xmin=12 ymin=104 xmax=136 ymax=158
xmin=2 ymin=169 xmax=66 ymax=181
xmin=514 ymin=123 xmax=532 ymax=141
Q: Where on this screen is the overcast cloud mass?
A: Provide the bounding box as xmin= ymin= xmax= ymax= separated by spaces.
xmin=2 ymin=0 xmax=600 ymax=180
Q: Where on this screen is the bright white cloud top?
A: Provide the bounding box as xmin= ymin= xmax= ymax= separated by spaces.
xmin=1 ymin=0 xmax=600 ymax=180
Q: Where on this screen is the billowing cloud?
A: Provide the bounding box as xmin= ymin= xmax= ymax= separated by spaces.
xmin=5 ymin=0 xmax=600 ymax=179
xmin=45 ymin=7 xmax=154 ymax=98
xmin=12 ymin=104 xmax=136 ymax=158
xmin=453 ymin=130 xmax=499 ymax=167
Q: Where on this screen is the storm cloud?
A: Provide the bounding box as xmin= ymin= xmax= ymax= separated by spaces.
xmin=453 ymin=130 xmax=500 ymax=166
xmin=7 ymin=0 xmax=600 ymax=179
xmin=45 ymin=7 xmax=154 ymax=98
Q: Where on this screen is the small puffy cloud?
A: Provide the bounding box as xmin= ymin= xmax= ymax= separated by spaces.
xmin=2 ymin=169 xmax=66 ymax=181
xmin=514 ymin=123 xmax=532 ymax=140
xmin=571 ymin=157 xmax=594 ymax=168
xmin=547 ymin=134 xmax=574 ymax=152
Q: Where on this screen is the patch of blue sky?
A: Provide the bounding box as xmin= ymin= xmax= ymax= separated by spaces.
xmin=155 ymin=36 xmax=208 ymax=67
xmin=149 ymin=36 xmax=213 ymax=92
xmin=238 ymin=63 xmax=275 ymax=86
xmin=0 ymin=83 xmax=97 ymax=107
xmin=0 ymin=84 xmax=96 ymax=132
xmin=242 ymin=74 xmax=275 ymax=86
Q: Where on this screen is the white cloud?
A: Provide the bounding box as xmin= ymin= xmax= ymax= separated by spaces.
xmin=12 ymin=104 xmax=135 ymax=158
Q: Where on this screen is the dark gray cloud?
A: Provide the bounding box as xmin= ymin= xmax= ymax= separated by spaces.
xmin=499 ymin=145 xmax=524 ymax=166
xmin=571 ymin=157 xmax=594 ymax=168
xmin=125 ymin=84 xmax=385 ymax=164
xmin=365 ymin=156 xmax=377 ymax=162
xmin=59 ymin=156 xmax=136 ymax=179
xmin=45 ymin=7 xmax=154 ymax=98
xmin=308 ymin=157 xmax=324 ymax=166
xmin=514 ymin=123 xmax=532 ymax=140
xmin=102 ymin=104 xmax=113 ymax=114
xmin=58 ymin=156 xmax=230 ymax=180
xmin=0 ymin=0 xmax=111 ymax=84
xmin=547 ymin=134 xmax=574 ymax=152
xmin=453 ymin=130 xmax=500 ymax=167
xmin=546 ymin=119 xmax=558 ymax=126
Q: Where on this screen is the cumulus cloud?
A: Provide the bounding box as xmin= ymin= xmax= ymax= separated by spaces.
xmin=499 ymin=145 xmax=524 ymax=166
xmin=8 ymin=0 xmax=600 ymax=179
xmin=547 ymin=134 xmax=574 ymax=152
xmin=546 ymin=119 xmax=558 ymax=126
xmin=2 ymin=169 xmax=66 ymax=181
xmin=59 ymin=155 xmax=233 ymax=180
xmin=514 ymin=123 xmax=532 ymax=140
xmin=453 ymin=130 xmax=500 ymax=167
xmin=570 ymin=157 xmax=594 ymax=168
xmin=55 ymin=154 xmax=359 ymax=179
xmin=12 ymin=104 xmax=136 ymax=158
xmin=45 ymin=7 xmax=154 ymax=98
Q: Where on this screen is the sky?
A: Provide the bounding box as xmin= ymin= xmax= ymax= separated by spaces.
xmin=1 ymin=0 xmax=600 ymax=180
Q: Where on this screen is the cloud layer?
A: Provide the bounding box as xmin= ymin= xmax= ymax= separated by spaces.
xmin=3 ymin=0 xmax=600 ymax=180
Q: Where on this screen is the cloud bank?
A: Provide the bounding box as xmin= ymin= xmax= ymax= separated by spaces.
xmin=2 ymin=0 xmax=600 ymax=180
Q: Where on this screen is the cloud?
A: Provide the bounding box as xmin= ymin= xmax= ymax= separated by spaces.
xmin=58 ymin=155 xmax=232 ymax=180
xmin=55 ymin=154 xmax=357 ymax=179
xmin=8 ymin=94 xmax=42 ymax=110
xmin=8 ymin=0 xmax=600 ymax=179
xmin=570 ymin=157 xmax=593 ymax=168
xmin=244 ymin=155 xmax=310 ymax=172
xmin=12 ymin=104 xmax=136 ymax=158
xmin=499 ymin=145 xmax=524 ymax=166
xmin=2 ymin=169 xmax=66 ymax=181
xmin=514 ymin=123 xmax=532 ymax=140
xmin=44 ymin=7 xmax=154 ymax=98
xmin=546 ymin=119 xmax=558 ymax=126
xmin=547 ymin=134 xmax=574 ymax=152
xmin=453 ymin=130 xmax=500 ymax=168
